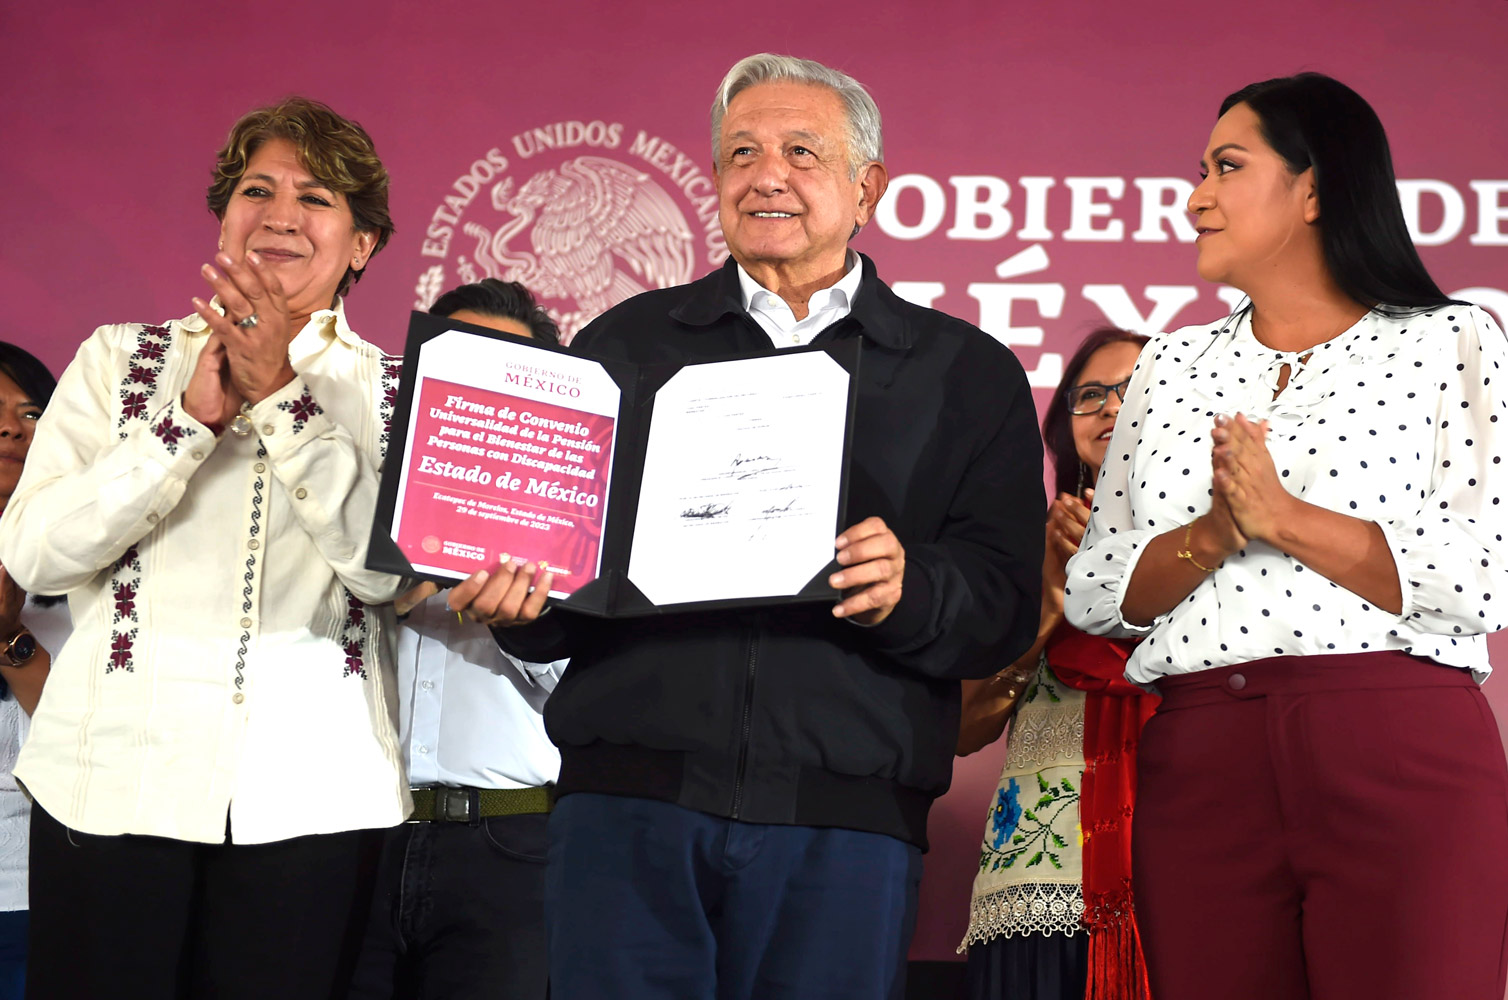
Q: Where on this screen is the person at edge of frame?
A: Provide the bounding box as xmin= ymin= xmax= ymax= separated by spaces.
xmin=0 ymin=344 xmax=70 ymax=996
xmin=0 ymin=97 xmax=407 ymax=1000
xmin=1066 ymin=72 xmax=1508 ymax=1000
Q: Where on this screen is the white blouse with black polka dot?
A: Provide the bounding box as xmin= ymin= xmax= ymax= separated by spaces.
xmin=1065 ymin=304 xmax=1507 ymax=684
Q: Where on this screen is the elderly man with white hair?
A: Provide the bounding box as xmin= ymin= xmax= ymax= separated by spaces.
xmin=451 ymin=52 xmax=1044 ymax=1000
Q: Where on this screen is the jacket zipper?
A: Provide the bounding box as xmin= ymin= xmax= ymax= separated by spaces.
xmin=729 ymin=313 xmax=780 ymax=821
xmin=730 ymin=628 xmax=758 ymax=819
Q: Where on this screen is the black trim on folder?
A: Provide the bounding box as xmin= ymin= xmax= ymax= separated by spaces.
xmin=367 ymin=311 xmax=859 ymax=619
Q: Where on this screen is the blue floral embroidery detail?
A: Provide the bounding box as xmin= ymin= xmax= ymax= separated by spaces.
xmin=991 ymin=778 xmax=1023 ymax=848
xmin=979 ymin=771 xmax=1080 ymax=872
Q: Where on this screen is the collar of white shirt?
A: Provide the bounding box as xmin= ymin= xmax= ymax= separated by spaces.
xmin=736 ymin=252 xmax=863 ymax=349
xmin=182 ymin=296 xmax=360 ymax=359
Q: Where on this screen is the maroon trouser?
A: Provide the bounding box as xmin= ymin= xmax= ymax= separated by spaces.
xmin=1134 ymin=651 xmax=1508 ymax=1000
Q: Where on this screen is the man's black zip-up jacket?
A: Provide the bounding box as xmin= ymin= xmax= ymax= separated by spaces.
xmin=498 ymin=254 xmax=1044 ymax=849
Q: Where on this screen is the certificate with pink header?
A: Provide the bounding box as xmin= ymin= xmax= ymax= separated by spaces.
xmin=369 ymin=312 xmax=859 ymax=617
xmin=385 ymin=325 xmax=619 ymax=597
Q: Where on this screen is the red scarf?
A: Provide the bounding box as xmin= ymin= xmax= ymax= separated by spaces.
xmin=1047 ymin=626 xmax=1158 ymax=1000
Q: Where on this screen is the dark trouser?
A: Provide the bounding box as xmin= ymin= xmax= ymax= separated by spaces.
xmin=963 ymin=929 xmax=1088 ymax=1000
xmin=0 ymin=909 xmax=26 ymax=999
xmin=546 ymin=793 xmax=922 ymax=1000
xmin=347 ymin=813 xmax=549 ymax=999
xmin=26 ymin=805 xmax=383 ymax=1000
xmin=1134 ymin=651 xmax=1508 ymax=1000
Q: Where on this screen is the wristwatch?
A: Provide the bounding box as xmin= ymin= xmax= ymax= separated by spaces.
xmin=0 ymin=627 xmax=37 ymax=668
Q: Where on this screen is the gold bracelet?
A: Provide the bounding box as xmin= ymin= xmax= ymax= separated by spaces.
xmin=1176 ymin=523 xmax=1220 ymax=573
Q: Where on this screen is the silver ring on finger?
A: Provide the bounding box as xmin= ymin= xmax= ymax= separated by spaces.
xmin=235 ymin=312 xmax=260 ymax=329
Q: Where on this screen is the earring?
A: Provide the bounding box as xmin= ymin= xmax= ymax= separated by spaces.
xmin=217 ymin=238 xmax=224 ymax=251
xmin=1076 ymin=461 xmax=1087 ymax=498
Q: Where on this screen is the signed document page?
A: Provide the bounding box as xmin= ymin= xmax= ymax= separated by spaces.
xmin=392 ymin=330 xmax=620 ymax=595
xmin=628 ymin=351 xmax=849 ymax=605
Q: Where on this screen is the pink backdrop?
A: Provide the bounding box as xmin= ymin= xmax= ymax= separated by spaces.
xmin=5 ymin=0 xmax=1506 ymax=965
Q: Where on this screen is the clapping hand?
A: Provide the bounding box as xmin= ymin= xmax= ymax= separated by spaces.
xmin=1044 ymin=490 xmax=1091 ymax=594
xmin=1211 ymin=413 xmax=1289 ymax=545
xmin=186 ymin=251 xmax=299 ymax=427
xmin=182 ymin=332 xmax=244 ymax=429
xmin=1047 ymin=490 xmax=1092 ymax=564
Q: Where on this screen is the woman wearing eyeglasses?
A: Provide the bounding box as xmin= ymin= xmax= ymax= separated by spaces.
xmin=957 ymin=326 xmax=1154 ymax=1000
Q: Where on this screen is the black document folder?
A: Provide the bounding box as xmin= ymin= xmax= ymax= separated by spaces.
xmin=367 ymin=311 xmax=859 ymax=618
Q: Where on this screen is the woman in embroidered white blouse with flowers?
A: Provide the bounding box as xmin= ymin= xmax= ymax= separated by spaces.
xmin=1065 ymin=73 xmax=1508 ymax=1000
xmin=0 ymin=97 xmax=409 ymax=1000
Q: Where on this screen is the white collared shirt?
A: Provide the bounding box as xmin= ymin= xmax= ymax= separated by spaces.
xmin=736 ymin=253 xmax=863 ymax=348
xmin=398 ymin=596 xmax=564 ymax=789
xmin=0 ymin=302 xmax=412 ymax=844
xmin=1065 ymin=304 xmax=1508 ymax=684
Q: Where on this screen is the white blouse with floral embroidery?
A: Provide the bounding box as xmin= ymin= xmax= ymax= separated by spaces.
xmin=0 ymin=302 xmax=411 ymax=844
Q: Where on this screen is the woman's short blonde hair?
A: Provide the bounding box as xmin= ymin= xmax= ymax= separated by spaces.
xmin=206 ymin=97 xmax=393 ymax=298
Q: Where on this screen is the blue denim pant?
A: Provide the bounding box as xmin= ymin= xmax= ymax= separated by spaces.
xmin=546 ymin=793 xmax=922 ymax=1000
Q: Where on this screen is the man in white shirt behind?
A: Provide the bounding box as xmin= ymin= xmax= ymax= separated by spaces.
xmin=348 ymin=279 xmax=565 ymax=1000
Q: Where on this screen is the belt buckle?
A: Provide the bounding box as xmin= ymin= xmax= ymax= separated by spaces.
xmin=435 ymin=786 xmax=476 ymax=823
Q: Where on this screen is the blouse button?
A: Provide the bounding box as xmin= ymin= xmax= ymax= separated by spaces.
xmin=146 ymin=512 xmax=160 ymax=524
xmin=263 ymin=424 xmax=276 ymax=436
xmin=190 ymin=450 xmax=204 ymax=461
xmin=1227 ymin=673 xmax=1247 ymax=691
xmin=254 ymin=462 xmax=266 ymax=474
xmin=295 ymin=487 xmax=308 ymax=500
xmin=247 ymin=539 xmax=260 ymax=551
xmin=240 ymin=616 xmax=253 ymax=629
xmin=232 ymin=692 xmax=245 ymax=705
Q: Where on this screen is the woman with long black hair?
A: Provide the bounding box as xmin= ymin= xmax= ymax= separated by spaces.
xmin=1066 ymin=73 xmax=1508 ymax=1000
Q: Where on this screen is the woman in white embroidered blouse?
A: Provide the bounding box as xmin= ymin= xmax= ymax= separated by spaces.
xmin=1064 ymin=73 xmax=1508 ymax=1000
xmin=0 ymin=98 xmax=409 ymax=999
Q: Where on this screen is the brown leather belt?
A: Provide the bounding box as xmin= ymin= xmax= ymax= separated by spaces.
xmin=408 ymin=785 xmax=553 ymax=823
